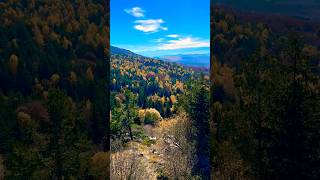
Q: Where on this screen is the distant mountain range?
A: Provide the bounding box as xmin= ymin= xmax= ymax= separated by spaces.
xmin=111 ymin=46 xmax=210 ymax=69
xmin=155 ymin=54 xmax=210 ymax=68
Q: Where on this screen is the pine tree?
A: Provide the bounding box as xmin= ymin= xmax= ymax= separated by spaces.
xmin=123 ymin=90 xmax=138 ymax=140
xmin=138 ymin=88 xmax=146 ymax=108
xmin=188 ymin=78 xmax=211 ymax=178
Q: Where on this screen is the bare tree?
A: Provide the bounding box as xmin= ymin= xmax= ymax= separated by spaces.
xmin=111 ymin=150 xmax=152 ymax=180
xmin=156 ymin=114 xmax=195 ymax=179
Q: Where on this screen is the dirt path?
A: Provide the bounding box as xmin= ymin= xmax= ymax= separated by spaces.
xmin=125 ymin=118 xmax=175 ymax=179
xmin=111 ymin=117 xmax=180 ymax=179
xmin=127 ymin=141 xmax=163 ymax=180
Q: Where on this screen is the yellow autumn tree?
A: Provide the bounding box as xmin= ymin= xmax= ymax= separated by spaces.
xmin=86 ymin=67 xmax=94 ymax=81
xmin=112 ymin=78 xmax=116 ymax=84
xmin=63 ymin=37 xmax=72 ymax=49
xmin=160 ymin=96 xmax=166 ymax=104
xmin=43 ymin=91 xmax=48 ymax=101
xmin=17 ymin=111 xmax=32 ymax=128
xmin=175 ymin=80 xmax=184 ymax=92
xmin=170 ymin=95 xmax=177 ymax=104
xmin=42 ymin=24 xmax=50 ymax=36
xmin=9 ymin=54 xmax=18 ymax=76
xmin=33 ymin=25 xmax=44 ymax=45
xmin=144 ymin=108 xmax=162 ymax=125
xmin=50 ymin=73 xmax=60 ymax=84
xmin=69 ymin=71 xmax=77 ymax=84
xmin=218 ymin=20 xmax=228 ymax=32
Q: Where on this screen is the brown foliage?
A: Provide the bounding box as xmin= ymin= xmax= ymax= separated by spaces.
xmin=156 ymin=114 xmax=195 ymax=178
xmin=50 ymin=73 xmax=60 ymax=84
xmin=69 ymin=71 xmax=77 ymax=84
xmin=17 ymin=101 xmax=49 ymax=123
xmin=86 ymin=67 xmax=94 ymax=81
xmin=212 ymin=142 xmax=252 ymax=180
xmin=90 ymin=152 xmax=110 ymax=179
xmin=111 ymin=150 xmax=150 ymax=179
xmin=0 ymin=155 xmax=5 ymax=179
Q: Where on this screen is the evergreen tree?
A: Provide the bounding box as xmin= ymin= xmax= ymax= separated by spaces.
xmin=138 ymin=88 xmax=147 ymax=108
xmin=188 ymin=78 xmax=211 ymax=179
xmin=123 ymin=90 xmax=138 ymax=140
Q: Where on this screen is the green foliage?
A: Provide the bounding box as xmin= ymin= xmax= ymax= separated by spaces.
xmin=111 ymin=47 xmax=211 ymax=180
xmin=110 ymin=51 xmax=207 ymax=147
xmin=142 ymin=137 xmax=156 ymax=147
xmin=111 ymin=102 xmax=126 ymax=137
xmin=0 ymin=0 xmax=108 ymax=178
xmin=187 ymin=76 xmax=211 ymax=178
xmin=144 ymin=109 xmax=161 ymax=125
xmin=111 ymin=52 xmax=196 ymax=119
xmin=212 ymin=7 xmax=320 ymax=179
xmin=157 ymin=169 xmax=169 ymax=180
xmin=144 ymin=114 xmax=157 ymax=125
xmin=111 ymin=89 xmax=139 ymax=141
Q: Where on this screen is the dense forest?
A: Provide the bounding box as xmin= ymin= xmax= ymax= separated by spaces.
xmin=0 ymin=0 xmax=109 ymax=179
xmin=110 ymin=47 xmax=211 ymax=179
xmin=211 ymin=6 xmax=320 ymax=179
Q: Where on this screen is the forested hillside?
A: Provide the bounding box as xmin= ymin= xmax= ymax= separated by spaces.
xmin=110 ymin=47 xmax=211 ymax=179
xmin=215 ymin=0 xmax=320 ymax=20
xmin=0 ymin=0 xmax=109 ymax=179
xmin=211 ymin=6 xmax=320 ymax=179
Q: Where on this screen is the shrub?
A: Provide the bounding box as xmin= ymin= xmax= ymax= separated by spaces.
xmin=142 ymin=137 xmax=156 ymax=147
xmin=144 ymin=108 xmax=162 ymax=125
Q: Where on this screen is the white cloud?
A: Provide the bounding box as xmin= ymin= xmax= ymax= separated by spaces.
xmin=158 ymin=37 xmax=209 ymax=50
xmin=134 ymin=19 xmax=168 ymax=33
xmin=124 ymin=7 xmax=145 ymax=17
xmin=167 ymin=34 xmax=179 ymax=38
xmin=154 ymin=38 xmax=165 ymax=43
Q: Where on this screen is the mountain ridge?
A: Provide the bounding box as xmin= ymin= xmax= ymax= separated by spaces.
xmin=111 ymin=46 xmax=209 ymax=69
xmin=156 ymin=54 xmax=210 ymax=69
xmin=111 ymin=46 xmax=143 ymax=57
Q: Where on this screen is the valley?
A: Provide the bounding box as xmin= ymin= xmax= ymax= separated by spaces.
xmin=156 ymin=54 xmax=210 ymax=69
xmin=110 ymin=46 xmax=210 ymax=179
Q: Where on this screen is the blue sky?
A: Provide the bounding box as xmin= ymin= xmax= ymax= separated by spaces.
xmin=111 ymin=0 xmax=210 ymax=57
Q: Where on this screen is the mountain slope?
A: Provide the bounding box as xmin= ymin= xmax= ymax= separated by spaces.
xmin=110 ymin=46 xmax=210 ymax=179
xmin=111 ymin=46 xmax=210 ymax=69
xmin=0 ymin=0 xmax=108 ymax=179
xmin=111 ymin=46 xmax=143 ymax=57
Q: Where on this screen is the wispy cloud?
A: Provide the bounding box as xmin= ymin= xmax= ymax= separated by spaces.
xmin=134 ymin=19 xmax=168 ymax=33
xmin=158 ymin=36 xmax=209 ymax=50
xmin=118 ymin=35 xmax=209 ymax=54
xmin=154 ymin=38 xmax=165 ymax=43
xmin=124 ymin=7 xmax=145 ymax=17
xmin=167 ymin=34 xmax=179 ymax=38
